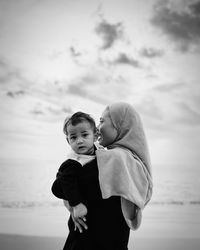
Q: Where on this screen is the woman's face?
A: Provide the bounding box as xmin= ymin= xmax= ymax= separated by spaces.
xmin=97 ymin=108 xmax=118 ymax=147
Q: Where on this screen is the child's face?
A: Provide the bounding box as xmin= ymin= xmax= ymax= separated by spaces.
xmin=98 ymin=108 xmax=118 ymax=147
xmin=67 ymin=121 xmax=97 ymax=155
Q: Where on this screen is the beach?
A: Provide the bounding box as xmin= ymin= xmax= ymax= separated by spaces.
xmin=0 ymin=204 xmax=200 ymax=250
xmin=0 ymin=108 xmax=200 ymax=250
xmin=1 ymin=0 xmax=200 ymax=248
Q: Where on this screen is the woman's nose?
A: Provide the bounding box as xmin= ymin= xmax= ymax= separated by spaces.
xmin=96 ymin=127 xmax=100 ymax=136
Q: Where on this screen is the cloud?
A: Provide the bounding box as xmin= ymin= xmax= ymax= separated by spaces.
xmin=6 ymin=90 xmax=25 ymax=98
xmin=140 ymin=47 xmax=164 ymax=58
xmin=189 ymin=0 xmax=200 ymax=15
xmin=95 ymin=19 xmax=124 ymax=50
xmin=66 ymin=74 xmax=101 ymax=100
xmin=0 ymin=58 xmax=22 ymax=84
xmin=135 ymin=97 xmax=163 ymax=120
xmin=69 ymin=46 xmax=82 ymax=58
xmin=67 ymin=81 xmax=108 ymax=104
xmin=135 ymin=94 xmax=200 ymax=132
xmin=151 ymin=0 xmax=200 ymax=52
xmin=113 ymin=53 xmax=142 ymax=68
xmin=0 ymin=59 xmax=7 ymax=68
xmin=48 ymin=50 xmax=64 ymax=60
xmin=68 ymin=46 xmax=84 ymax=65
xmin=176 ymin=102 xmax=200 ymax=126
xmin=150 ymin=81 xmax=200 ymax=128
xmin=154 ymin=82 xmax=184 ymax=92
xmin=67 ymin=83 xmax=87 ymax=97
xmin=66 ymin=70 xmax=133 ymax=105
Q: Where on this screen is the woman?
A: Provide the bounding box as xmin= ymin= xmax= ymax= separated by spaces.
xmin=64 ymin=102 xmax=152 ymax=249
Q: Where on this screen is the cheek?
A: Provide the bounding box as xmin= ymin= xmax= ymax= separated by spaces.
xmin=70 ymin=142 xmax=76 ymax=147
xmin=100 ymin=125 xmax=109 ymax=136
xmin=105 ymin=128 xmax=117 ymax=142
xmin=109 ymin=130 xmax=118 ymax=142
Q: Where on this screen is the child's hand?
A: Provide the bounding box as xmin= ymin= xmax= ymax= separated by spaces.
xmin=72 ymin=214 xmax=88 ymax=233
xmin=72 ymin=203 xmax=88 ymax=233
xmin=73 ymin=203 xmax=88 ymax=219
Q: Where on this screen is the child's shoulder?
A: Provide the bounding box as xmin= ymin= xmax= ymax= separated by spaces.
xmin=59 ymin=159 xmax=82 ymax=171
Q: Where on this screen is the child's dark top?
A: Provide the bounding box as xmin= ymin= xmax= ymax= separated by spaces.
xmin=51 ymin=158 xmax=102 ymax=207
xmin=51 ymin=157 xmax=130 ymax=250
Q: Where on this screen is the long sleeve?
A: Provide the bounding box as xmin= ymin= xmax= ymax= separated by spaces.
xmin=51 ymin=159 xmax=82 ymax=206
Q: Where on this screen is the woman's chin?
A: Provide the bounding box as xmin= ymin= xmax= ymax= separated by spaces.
xmin=98 ymin=137 xmax=104 ymax=146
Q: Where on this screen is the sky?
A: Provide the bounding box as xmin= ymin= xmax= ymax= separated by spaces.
xmin=0 ymin=0 xmax=200 ymax=168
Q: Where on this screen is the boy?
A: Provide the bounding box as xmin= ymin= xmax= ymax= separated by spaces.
xmin=51 ymin=112 xmax=98 ymax=221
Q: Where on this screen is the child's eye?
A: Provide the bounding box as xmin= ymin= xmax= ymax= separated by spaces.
xmin=82 ymin=133 xmax=88 ymax=137
xmin=70 ymin=136 xmax=76 ymax=140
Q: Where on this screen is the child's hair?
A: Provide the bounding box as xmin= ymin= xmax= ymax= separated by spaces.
xmin=63 ymin=111 xmax=97 ymax=136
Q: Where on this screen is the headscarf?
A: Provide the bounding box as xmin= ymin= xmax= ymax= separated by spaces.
xmin=108 ymin=102 xmax=151 ymax=175
xmin=96 ymin=102 xmax=153 ymax=230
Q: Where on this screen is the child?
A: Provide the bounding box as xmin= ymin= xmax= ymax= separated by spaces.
xmin=96 ymin=102 xmax=153 ymax=230
xmin=52 ymin=112 xmax=130 ymax=250
xmin=52 ymin=111 xmax=130 ymax=250
xmin=51 ymin=112 xmax=98 ymax=221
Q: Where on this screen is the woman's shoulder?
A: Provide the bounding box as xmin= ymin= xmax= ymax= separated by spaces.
xmin=96 ymin=147 xmax=132 ymax=157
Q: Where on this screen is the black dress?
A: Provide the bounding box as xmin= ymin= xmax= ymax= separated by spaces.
xmin=52 ymin=158 xmax=130 ymax=250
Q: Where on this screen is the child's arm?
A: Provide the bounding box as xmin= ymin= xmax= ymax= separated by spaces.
xmin=63 ymin=199 xmax=72 ymax=212
xmin=63 ymin=200 xmax=88 ymax=219
xmin=53 ymin=160 xmax=88 ymax=232
xmin=54 ymin=160 xmax=83 ymax=206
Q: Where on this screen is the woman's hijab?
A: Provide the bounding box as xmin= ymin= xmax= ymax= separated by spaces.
xmin=96 ymin=102 xmax=153 ymax=230
xmin=107 ymin=102 xmax=152 ymax=177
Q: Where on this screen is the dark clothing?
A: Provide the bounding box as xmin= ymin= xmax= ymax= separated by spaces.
xmin=52 ymin=159 xmax=102 ymax=207
xmin=51 ymin=158 xmax=130 ymax=250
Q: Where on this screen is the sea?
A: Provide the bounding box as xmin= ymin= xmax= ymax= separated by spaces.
xmin=0 ymin=158 xmax=199 ymax=208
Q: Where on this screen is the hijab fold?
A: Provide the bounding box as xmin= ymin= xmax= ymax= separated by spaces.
xmin=96 ymin=102 xmax=153 ymax=230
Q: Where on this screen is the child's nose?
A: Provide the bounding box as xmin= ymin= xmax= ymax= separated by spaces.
xmin=77 ymin=137 xmax=83 ymax=144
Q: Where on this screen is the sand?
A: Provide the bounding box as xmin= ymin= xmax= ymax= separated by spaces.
xmin=1 ymin=234 xmax=200 ymax=250
xmin=0 ymin=204 xmax=200 ymax=250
